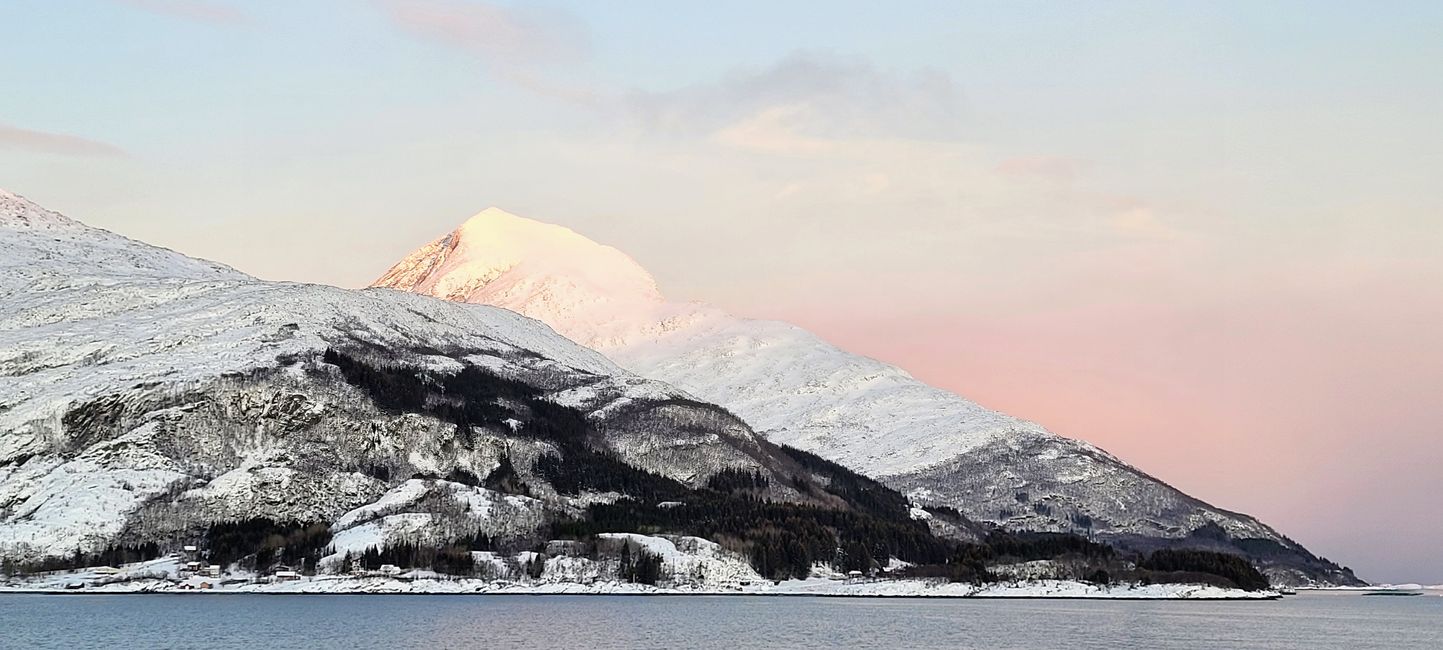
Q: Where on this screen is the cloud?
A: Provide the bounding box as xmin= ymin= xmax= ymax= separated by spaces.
xmin=0 ymin=123 xmax=127 ymax=157
xmin=995 ymin=155 xmax=1081 ymax=181
xmin=377 ymin=0 xmax=598 ymax=104
xmin=116 ymin=0 xmax=250 ymax=26
xmin=627 ymin=53 xmax=965 ymax=143
xmin=379 ymin=0 xmax=588 ymax=67
xmin=1108 ymin=205 xmax=1174 ymax=239
xmin=711 ymin=104 xmax=842 ymax=156
xmin=376 ymin=8 xmax=959 ymax=147
xmin=1094 ymin=195 xmax=1188 ymax=241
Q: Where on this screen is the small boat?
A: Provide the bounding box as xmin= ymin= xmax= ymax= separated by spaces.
xmin=1362 ymin=590 xmax=1423 ymax=597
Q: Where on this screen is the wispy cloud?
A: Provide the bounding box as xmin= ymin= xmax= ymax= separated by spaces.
xmin=1094 ymin=195 xmax=1188 ymax=241
xmin=116 ymin=0 xmax=250 ymax=26
xmin=627 ymin=53 xmax=964 ymax=143
xmin=0 ymin=123 xmax=127 ymax=157
xmin=995 ymin=155 xmax=1081 ymax=181
xmin=379 ymin=0 xmax=588 ymax=67
xmin=378 ymin=0 xmax=596 ymax=103
xmin=710 ymin=104 xmax=843 ymax=156
xmin=377 ymin=5 xmax=961 ymax=147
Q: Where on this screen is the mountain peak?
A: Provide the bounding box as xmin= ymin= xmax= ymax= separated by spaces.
xmin=462 ymin=205 xmax=525 ymax=221
xmin=451 ymin=206 xmax=609 ymax=254
xmin=453 ymin=206 xmax=533 ymax=234
xmin=373 ymin=208 xmax=669 ymax=346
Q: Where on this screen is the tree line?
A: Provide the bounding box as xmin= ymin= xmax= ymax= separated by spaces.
xmin=2 ymin=542 xmax=162 ymax=575
xmin=1137 ymin=548 xmax=1269 ymax=591
xmin=205 ymin=518 xmax=333 ymax=571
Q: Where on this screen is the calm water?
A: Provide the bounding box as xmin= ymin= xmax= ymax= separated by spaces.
xmin=1 ymin=592 xmax=1439 ymax=649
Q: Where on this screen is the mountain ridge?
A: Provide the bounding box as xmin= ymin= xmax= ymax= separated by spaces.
xmin=0 ymin=191 xmax=853 ymax=576
xmin=374 ymin=207 xmax=1363 ymax=586
xmin=0 ymin=191 xmax=1360 ymax=588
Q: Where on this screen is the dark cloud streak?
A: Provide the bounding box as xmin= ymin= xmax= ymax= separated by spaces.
xmin=0 ymin=123 xmax=127 ymax=157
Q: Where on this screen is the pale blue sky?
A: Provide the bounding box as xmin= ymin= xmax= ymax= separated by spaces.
xmin=3 ymin=1 xmax=1441 ymax=583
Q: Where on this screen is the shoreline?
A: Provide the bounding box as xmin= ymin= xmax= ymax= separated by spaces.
xmin=0 ymin=590 xmax=1283 ymax=601
xmin=0 ymin=577 xmax=1281 ymax=601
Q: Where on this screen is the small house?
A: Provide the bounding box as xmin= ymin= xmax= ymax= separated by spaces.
xmin=273 ymin=570 xmax=300 ymax=582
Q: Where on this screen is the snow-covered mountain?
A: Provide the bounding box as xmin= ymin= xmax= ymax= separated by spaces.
xmin=0 ymin=190 xmax=887 ymax=573
xmin=374 ymin=207 xmax=1361 ymax=586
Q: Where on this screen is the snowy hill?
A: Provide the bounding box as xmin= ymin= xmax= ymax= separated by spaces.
xmin=374 ymin=207 xmax=1361 ymax=586
xmin=0 ymin=191 xmax=875 ymax=570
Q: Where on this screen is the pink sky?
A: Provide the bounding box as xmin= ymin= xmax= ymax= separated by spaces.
xmin=750 ymin=271 xmax=1442 ymax=584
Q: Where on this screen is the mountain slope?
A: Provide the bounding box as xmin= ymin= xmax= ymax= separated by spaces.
xmin=374 ymin=208 xmax=1362 ymax=586
xmin=0 ymin=191 xmax=885 ymax=572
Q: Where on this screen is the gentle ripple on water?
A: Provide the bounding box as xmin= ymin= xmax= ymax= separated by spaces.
xmin=0 ymin=592 xmax=1439 ymax=649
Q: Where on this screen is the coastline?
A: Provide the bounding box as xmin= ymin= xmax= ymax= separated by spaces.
xmin=0 ymin=576 xmax=1280 ymax=600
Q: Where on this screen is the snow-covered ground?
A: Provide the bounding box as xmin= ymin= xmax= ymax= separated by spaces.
xmin=1299 ymin=584 xmax=1443 ymax=594
xmin=752 ymin=578 xmax=1278 ymax=600
xmin=0 ymin=573 xmax=1277 ymax=600
xmin=0 ymin=528 xmax=1276 ymax=600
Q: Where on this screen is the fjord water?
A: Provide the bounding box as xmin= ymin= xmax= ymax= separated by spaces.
xmin=1 ymin=593 xmax=1438 ymax=649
